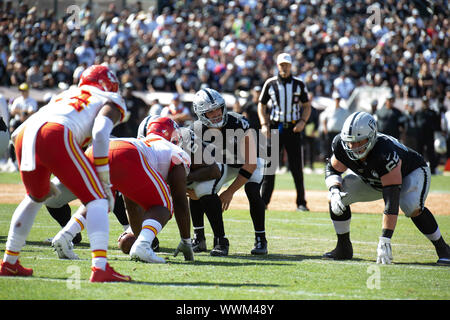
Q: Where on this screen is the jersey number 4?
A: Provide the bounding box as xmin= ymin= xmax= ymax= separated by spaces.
xmin=68 ymin=90 xmax=92 ymax=112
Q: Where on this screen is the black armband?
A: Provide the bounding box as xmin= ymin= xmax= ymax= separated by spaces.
xmin=239 ymin=168 xmax=252 ymax=179
xmin=325 ymin=160 xmax=343 ymax=190
xmin=325 ymin=160 xmax=342 ymax=178
xmin=382 ymin=185 xmax=401 ymax=215
xmin=381 ymin=228 xmax=394 ymax=238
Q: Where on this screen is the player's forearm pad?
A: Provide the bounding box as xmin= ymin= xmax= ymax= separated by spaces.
xmin=382 ymin=184 xmax=401 ymax=215
xmin=325 ymin=161 xmax=343 ymax=190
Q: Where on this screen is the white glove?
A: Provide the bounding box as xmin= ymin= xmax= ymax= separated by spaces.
xmin=328 ymin=188 xmax=347 ymax=215
xmin=97 ymin=170 xmax=115 ymax=211
xmin=174 ymin=238 xmax=194 ymax=261
xmin=376 ymin=236 xmax=393 ymax=264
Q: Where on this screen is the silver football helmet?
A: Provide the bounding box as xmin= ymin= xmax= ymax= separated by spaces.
xmin=340 ymin=111 xmax=377 ymax=160
xmin=192 ymin=88 xmax=227 ymax=128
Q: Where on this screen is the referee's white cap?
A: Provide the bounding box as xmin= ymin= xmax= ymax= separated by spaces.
xmin=277 ymin=53 xmax=292 ymax=65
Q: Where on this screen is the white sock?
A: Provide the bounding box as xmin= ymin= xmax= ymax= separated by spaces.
xmin=60 ymin=208 xmax=86 ymax=239
xmin=333 ymin=219 xmax=351 ymax=235
xmin=138 ymin=219 xmax=162 ymax=245
xmin=4 ymin=195 xmax=42 ymax=264
xmin=85 ymin=199 xmax=109 ymax=270
xmin=425 ymin=227 xmax=442 ymax=242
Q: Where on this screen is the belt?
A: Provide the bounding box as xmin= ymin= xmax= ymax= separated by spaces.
xmin=270 ymin=121 xmax=297 ymax=129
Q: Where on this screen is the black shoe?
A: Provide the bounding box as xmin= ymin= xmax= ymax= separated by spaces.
xmin=436 ymin=243 xmax=450 ymax=266
xmin=297 ymin=205 xmax=309 ymax=212
xmin=192 ymin=236 xmax=207 ymax=253
xmin=72 ymin=233 xmax=82 ymax=245
xmin=323 ymin=241 xmax=353 ymax=260
xmin=210 ymin=237 xmax=229 ymax=256
xmin=251 ymin=237 xmax=268 ymax=255
xmin=152 ymin=237 xmax=160 ymax=252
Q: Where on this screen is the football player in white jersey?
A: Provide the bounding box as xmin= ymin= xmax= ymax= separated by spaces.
xmin=0 ymin=65 xmax=131 ymax=282
xmin=50 ymin=117 xmax=195 ymax=263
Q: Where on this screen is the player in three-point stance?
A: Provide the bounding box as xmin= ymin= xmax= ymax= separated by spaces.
xmin=324 ymin=111 xmax=449 ymax=265
xmin=0 ymin=65 xmax=132 ymax=282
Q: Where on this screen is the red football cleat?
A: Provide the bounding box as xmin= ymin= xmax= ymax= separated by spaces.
xmin=0 ymin=260 xmax=33 ymax=277
xmin=89 ymin=263 xmax=131 ymax=283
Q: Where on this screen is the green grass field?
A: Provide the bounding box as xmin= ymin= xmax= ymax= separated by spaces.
xmin=0 ymin=171 xmax=449 ymax=301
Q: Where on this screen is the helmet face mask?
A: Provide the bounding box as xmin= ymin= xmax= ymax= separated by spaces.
xmin=193 ymin=88 xmax=227 ymax=128
xmin=340 ymin=112 xmax=377 ymax=160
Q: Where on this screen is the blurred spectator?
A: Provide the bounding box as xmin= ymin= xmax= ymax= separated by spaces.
xmin=147 ymin=67 xmax=169 ymax=92
xmin=402 ymin=101 xmax=418 ymax=151
xmin=443 ymin=107 xmax=450 ymax=163
xmin=375 ymin=92 xmax=405 ymax=140
xmin=73 ymin=62 xmax=88 ymax=85
xmin=175 ymin=70 xmax=197 ymax=94
xmin=74 ymin=41 xmax=96 ymax=67
xmin=148 ymin=98 xmax=164 ymax=117
xmin=415 ymin=97 xmax=440 ymax=174
xmin=303 ymin=103 xmax=320 ymax=172
xmin=333 ymin=73 xmax=355 ymax=100
xmin=26 ymin=62 xmax=43 ymax=89
xmin=160 ymin=93 xmax=192 ymax=126
xmin=321 ymin=91 xmax=350 ymax=161
xmin=370 ymin=99 xmax=378 ymax=117
xmin=8 ymin=83 xmax=37 ymax=133
xmin=241 ymin=85 xmax=262 ymax=130
xmin=112 ymin=82 xmax=148 ymax=137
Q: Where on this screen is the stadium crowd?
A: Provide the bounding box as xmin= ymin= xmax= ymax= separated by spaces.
xmin=0 ymin=0 xmax=448 ymax=98
xmin=0 ymin=0 xmax=449 ymax=170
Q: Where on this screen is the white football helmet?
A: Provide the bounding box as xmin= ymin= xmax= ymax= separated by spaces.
xmin=340 ymin=111 xmax=378 ymax=160
xmin=192 ymin=88 xmax=227 ymax=128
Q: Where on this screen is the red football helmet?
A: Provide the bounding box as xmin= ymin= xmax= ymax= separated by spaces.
xmin=78 ymin=65 xmax=119 ymax=93
xmin=146 ymin=117 xmax=181 ymax=145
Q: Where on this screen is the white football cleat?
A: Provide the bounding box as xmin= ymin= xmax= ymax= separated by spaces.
xmin=52 ymin=232 xmax=79 ymax=260
xmin=130 ymin=240 xmax=166 ymax=264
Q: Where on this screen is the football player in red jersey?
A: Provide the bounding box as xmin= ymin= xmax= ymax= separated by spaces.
xmin=0 ymin=65 xmax=131 ymax=282
xmin=51 ymin=117 xmax=196 ymax=263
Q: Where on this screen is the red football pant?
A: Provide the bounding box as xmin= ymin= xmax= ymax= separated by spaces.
xmin=86 ymin=140 xmax=173 ymax=215
xmin=15 ymin=123 xmax=106 ymax=203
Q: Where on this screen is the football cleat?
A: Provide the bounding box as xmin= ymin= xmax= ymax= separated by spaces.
xmin=89 ymin=263 xmax=131 ymax=283
xmin=210 ymin=237 xmax=229 ymax=257
xmin=0 ymin=260 xmax=33 ymax=277
xmin=52 ymin=232 xmax=80 ymax=260
xmin=323 ymin=242 xmax=353 ymax=260
xmin=251 ymin=237 xmax=268 ymax=255
xmin=192 ymin=236 xmax=207 ymax=253
xmin=152 ymin=237 xmax=160 ymax=252
xmin=130 ymin=240 xmax=166 ymax=264
xmin=436 ymin=243 xmax=450 ymax=266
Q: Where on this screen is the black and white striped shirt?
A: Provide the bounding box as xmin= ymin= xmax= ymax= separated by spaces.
xmin=259 ymin=75 xmax=309 ymax=123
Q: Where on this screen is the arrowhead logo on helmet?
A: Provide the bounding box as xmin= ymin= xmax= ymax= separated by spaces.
xmin=79 ymin=65 xmax=119 ymax=93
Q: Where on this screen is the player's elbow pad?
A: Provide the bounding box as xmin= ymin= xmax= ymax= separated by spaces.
xmin=325 ymin=161 xmax=343 ymax=190
xmin=382 ymin=185 xmax=401 ymax=215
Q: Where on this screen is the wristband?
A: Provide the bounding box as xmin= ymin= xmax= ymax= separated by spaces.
xmin=239 ymin=168 xmax=252 ymax=179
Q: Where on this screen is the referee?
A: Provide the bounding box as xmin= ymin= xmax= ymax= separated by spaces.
xmin=258 ymin=52 xmax=311 ymax=211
